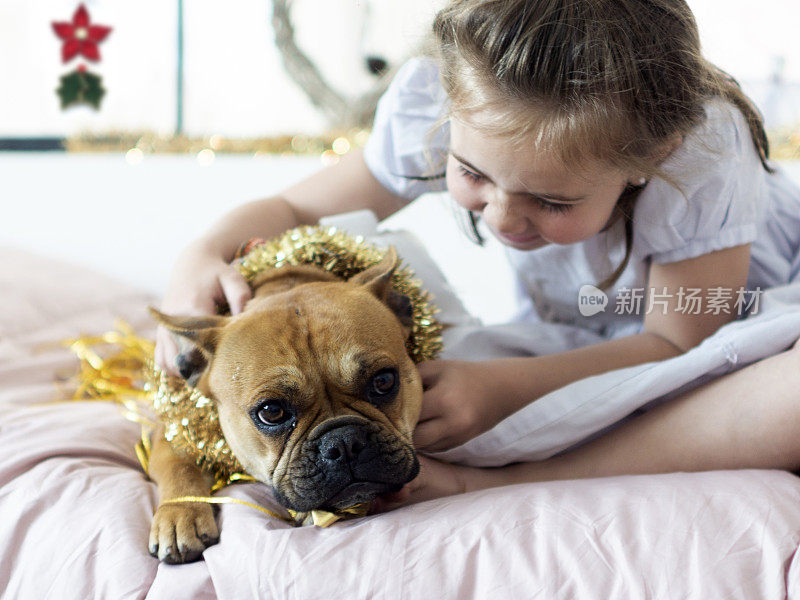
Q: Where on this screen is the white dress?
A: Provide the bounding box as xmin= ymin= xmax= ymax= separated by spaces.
xmin=360 ymin=57 xmax=800 ymax=465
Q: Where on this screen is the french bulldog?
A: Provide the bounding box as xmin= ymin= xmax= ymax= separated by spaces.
xmin=146 ymin=248 xmax=423 ymax=563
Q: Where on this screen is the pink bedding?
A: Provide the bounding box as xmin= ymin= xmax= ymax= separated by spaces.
xmin=3 ymin=246 xmax=800 ymax=599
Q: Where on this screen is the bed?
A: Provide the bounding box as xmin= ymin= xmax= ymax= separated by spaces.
xmin=3 ymin=243 xmax=800 ymax=599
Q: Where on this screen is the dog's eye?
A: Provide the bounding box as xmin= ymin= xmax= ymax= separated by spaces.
xmin=366 ymin=368 xmax=399 ymax=403
xmin=373 ymin=371 xmax=396 ymax=393
xmin=256 ymin=402 xmax=290 ymax=426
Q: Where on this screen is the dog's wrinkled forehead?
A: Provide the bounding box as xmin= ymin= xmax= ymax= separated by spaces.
xmin=324 ymin=347 xmax=374 ymax=384
xmin=211 ymin=292 xmax=406 ymax=403
xmin=235 ymin=292 xmax=400 ymax=349
xmin=238 ymin=348 xmax=373 ymax=391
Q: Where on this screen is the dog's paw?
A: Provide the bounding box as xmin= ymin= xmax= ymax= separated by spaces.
xmin=149 ymin=502 xmax=219 ymax=564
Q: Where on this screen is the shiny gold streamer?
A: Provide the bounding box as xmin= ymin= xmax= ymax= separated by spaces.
xmin=162 ymin=495 xmax=294 ymax=523
xmin=161 ymin=495 xmax=369 ymax=528
xmin=65 ymin=226 xmax=442 ymax=526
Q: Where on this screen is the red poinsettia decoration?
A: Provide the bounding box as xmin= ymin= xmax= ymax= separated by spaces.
xmin=52 ymin=4 xmax=112 ymax=63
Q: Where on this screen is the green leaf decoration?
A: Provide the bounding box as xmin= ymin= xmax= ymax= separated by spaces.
xmin=80 ymin=71 xmax=105 ymax=109
xmin=57 ymin=69 xmax=106 ymax=110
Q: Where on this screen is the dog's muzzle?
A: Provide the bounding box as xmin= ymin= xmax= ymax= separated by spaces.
xmin=273 ymin=417 xmax=419 ymax=511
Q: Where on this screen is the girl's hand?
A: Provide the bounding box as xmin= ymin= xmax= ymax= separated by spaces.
xmin=370 ymin=455 xmax=477 ymax=512
xmin=413 ymin=359 xmax=510 ymax=452
xmin=154 ymin=240 xmax=252 ymax=375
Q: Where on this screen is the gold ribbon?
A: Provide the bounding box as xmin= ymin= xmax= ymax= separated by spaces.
xmin=162 ymin=495 xmax=295 ymax=524
xmin=160 ymin=496 xmax=370 ymax=527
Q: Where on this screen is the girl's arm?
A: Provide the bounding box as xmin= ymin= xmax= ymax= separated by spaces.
xmin=376 ymin=337 xmax=800 ymax=509
xmin=489 ymin=338 xmax=800 ymax=486
xmin=416 ymin=243 xmax=753 ymax=451
xmin=195 ymin=148 xmax=408 ymax=262
xmin=155 ymin=149 xmax=408 ymax=372
xmin=642 ymin=242 xmax=753 ymax=352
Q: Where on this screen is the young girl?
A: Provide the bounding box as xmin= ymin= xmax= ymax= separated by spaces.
xmin=156 ymin=0 xmax=800 ymax=506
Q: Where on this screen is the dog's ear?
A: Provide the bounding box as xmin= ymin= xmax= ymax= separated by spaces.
xmin=148 ymin=307 xmax=228 ymax=356
xmin=349 ymin=247 xmax=414 ymax=330
xmin=350 ymin=246 xmax=400 ymax=298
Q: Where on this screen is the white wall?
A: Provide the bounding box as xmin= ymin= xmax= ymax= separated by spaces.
xmin=0 ymin=152 xmax=523 ymax=323
xmin=0 ymin=0 xmax=798 ymax=138
xmin=0 ymin=0 xmax=439 ymax=138
xmin=691 ymin=0 xmax=800 ymax=80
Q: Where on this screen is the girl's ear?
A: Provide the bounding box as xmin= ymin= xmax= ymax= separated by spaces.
xmin=628 ymin=133 xmax=683 ymax=187
xmin=148 ymin=307 xmax=228 ymax=356
xmin=654 ymin=134 xmax=684 ymax=164
xmin=629 ymin=134 xmax=685 ymax=185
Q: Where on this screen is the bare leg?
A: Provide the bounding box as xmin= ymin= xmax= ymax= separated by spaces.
xmin=474 ymin=342 xmax=800 ymax=489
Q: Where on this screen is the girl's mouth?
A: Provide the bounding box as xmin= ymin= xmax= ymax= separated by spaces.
xmin=495 ymin=231 xmax=548 ymax=249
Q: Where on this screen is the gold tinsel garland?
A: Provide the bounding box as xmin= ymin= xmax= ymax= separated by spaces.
xmin=150 ymin=225 xmax=442 ymax=481
xmin=67 ymin=225 xmax=442 ymax=520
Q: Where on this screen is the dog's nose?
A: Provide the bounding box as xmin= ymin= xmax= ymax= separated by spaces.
xmin=318 ymin=425 xmax=368 ymax=464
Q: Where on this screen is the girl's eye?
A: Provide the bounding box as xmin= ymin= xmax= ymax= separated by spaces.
xmin=534 ymin=197 xmax=574 ymax=214
xmin=456 ymin=161 xmax=573 ymax=214
xmin=457 ymin=165 xmax=483 ymax=184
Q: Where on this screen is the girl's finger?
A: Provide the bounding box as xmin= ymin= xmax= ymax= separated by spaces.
xmin=413 ymin=418 xmax=447 ymax=450
xmin=155 ymin=327 xmax=181 ymax=376
xmin=417 ymin=391 xmax=441 ymax=422
xmin=419 ymin=437 xmax=457 ymax=453
xmin=416 ymin=360 xmax=442 ymax=388
xmin=380 ymin=486 xmax=412 ymax=504
xmin=218 ymin=271 xmax=253 ymax=315
xmin=369 ymin=486 xmax=412 ymax=513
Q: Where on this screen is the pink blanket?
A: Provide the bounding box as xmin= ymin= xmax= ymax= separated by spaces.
xmin=3 ymin=246 xmax=800 ymax=599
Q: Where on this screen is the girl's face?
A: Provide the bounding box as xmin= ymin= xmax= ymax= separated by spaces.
xmin=446 ymin=116 xmax=634 ymax=251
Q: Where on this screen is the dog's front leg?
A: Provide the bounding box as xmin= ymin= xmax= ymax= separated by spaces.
xmin=147 ymin=423 xmax=220 ymax=563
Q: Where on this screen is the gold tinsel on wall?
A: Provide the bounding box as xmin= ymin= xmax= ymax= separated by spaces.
xmin=60 ymin=126 xmax=800 ymax=161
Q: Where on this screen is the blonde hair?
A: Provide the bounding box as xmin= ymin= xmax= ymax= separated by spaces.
xmin=432 ymin=0 xmax=772 ymax=289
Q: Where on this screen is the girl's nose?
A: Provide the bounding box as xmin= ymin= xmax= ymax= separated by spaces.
xmin=483 ymin=195 xmax=529 ymax=236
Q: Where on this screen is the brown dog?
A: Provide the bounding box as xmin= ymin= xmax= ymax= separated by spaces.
xmin=146 ymin=248 xmax=423 ymax=563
